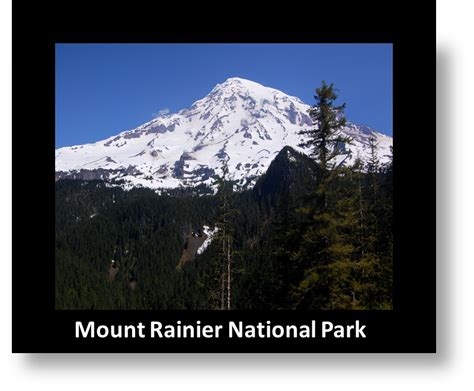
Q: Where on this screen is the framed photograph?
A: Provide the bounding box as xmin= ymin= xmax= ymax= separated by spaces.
xmin=12 ymin=2 xmax=436 ymax=353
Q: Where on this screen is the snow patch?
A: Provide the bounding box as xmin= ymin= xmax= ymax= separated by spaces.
xmin=197 ymin=225 xmax=219 ymax=255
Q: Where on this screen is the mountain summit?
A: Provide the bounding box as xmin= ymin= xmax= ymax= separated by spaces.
xmin=55 ymin=77 xmax=393 ymax=190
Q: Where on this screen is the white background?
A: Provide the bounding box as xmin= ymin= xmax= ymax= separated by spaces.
xmin=1 ymin=1 xmax=472 ymax=389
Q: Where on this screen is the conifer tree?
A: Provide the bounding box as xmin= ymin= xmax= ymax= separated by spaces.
xmin=213 ymin=159 xmax=238 ymax=310
xmin=292 ymin=81 xmax=356 ymax=309
xmin=299 ymin=81 xmax=352 ymax=187
xmin=364 ymin=136 xmax=381 ymax=253
xmin=366 ymin=136 xmax=380 ymax=205
xmin=352 ymin=154 xmax=366 ymax=257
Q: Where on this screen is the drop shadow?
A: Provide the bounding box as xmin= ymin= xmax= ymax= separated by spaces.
xmin=435 ymin=47 xmax=453 ymax=365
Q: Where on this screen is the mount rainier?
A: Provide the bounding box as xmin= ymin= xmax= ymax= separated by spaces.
xmin=55 ymin=77 xmax=393 ymax=190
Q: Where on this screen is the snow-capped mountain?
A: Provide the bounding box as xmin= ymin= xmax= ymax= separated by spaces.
xmin=55 ymin=77 xmax=392 ymax=190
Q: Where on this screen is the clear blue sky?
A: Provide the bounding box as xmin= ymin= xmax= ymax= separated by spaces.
xmin=56 ymin=44 xmax=392 ymax=148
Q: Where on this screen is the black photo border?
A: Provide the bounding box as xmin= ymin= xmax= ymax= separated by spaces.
xmin=12 ymin=1 xmax=436 ymax=353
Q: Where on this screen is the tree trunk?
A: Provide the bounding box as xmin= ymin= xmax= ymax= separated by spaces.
xmin=227 ymin=238 xmax=231 ymax=310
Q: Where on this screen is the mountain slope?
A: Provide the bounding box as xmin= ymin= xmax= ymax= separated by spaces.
xmin=253 ymin=146 xmax=317 ymax=206
xmin=55 ymin=77 xmax=392 ymax=190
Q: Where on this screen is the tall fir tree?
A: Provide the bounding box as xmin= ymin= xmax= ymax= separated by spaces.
xmin=299 ymin=81 xmax=351 ymax=183
xmin=292 ymin=81 xmax=356 ymax=309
